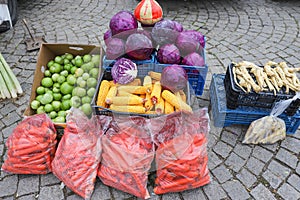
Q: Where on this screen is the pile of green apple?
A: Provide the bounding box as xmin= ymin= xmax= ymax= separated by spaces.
xmin=30 ymin=53 xmax=100 ymax=123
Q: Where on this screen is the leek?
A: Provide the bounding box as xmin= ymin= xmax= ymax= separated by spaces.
xmin=0 ymin=68 xmax=11 ymax=99
xmin=0 ymin=53 xmax=23 ymax=95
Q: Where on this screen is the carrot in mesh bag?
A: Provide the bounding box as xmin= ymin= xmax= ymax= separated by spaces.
xmin=1 ymin=113 xmax=57 ymax=174
xmin=51 ymin=108 xmax=107 ymax=200
xmin=97 ymin=116 xmax=154 ymax=199
xmin=150 ymin=108 xmax=210 ymax=194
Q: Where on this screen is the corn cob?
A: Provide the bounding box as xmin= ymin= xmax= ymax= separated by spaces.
xmin=155 ymin=98 xmax=165 ymax=114
xmin=151 ymin=81 xmax=162 ymax=104
xmin=109 ymin=105 xmax=146 ymax=113
xmin=179 ymin=90 xmax=187 ymax=103
xmin=164 ymin=99 xmax=175 ymax=114
xmin=143 ymin=75 xmax=153 ymax=93
xmin=117 ymin=90 xmax=132 ymax=96
xmin=110 ymin=96 xmax=146 ymax=105
xmin=105 ymin=86 xmax=118 ymax=104
xmin=144 ymin=92 xmax=154 ymax=111
xmin=162 ymin=90 xmax=193 ymax=113
xmin=148 ymin=71 xmax=161 ymax=81
xmin=118 ymin=85 xmax=148 ymax=94
xmin=97 ymin=80 xmax=110 ymax=107
xmin=110 ymin=78 xmax=141 ymax=86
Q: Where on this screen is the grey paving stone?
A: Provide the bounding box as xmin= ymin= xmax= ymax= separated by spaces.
xmin=0 ymin=175 xmax=18 ymax=197
xmin=261 ymin=143 xmax=279 ymax=152
xmin=245 ymin=157 xmax=265 ymax=176
xmin=222 ymin=180 xmax=250 ymax=200
xmin=224 ymin=152 xmax=246 ymax=172
xmin=41 ymin=173 xmax=61 ymax=186
xmin=236 ymin=169 xmax=257 ymax=189
xmin=250 ymin=183 xmax=276 ymax=200
xmin=280 ymin=136 xmax=300 ymax=154
xmin=17 ymin=175 xmax=39 ymax=196
xmin=111 ymin=187 xmax=133 ymax=200
xmin=0 ymin=103 xmax=17 ymax=116
xmin=0 ymin=144 xmax=4 ymax=156
xmin=2 ymin=123 xmax=17 ymax=138
xmin=17 ymin=194 xmax=37 ymax=200
xmin=38 ymin=185 xmax=64 ymax=200
xmin=275 ymin=148 xmax=298 ymax=168
xmin=262 ymin=170 xmax=283 ymax=189
xmin=66 ymin=194 xmax=83 ymax=200
xmin=90 ymin=181 xmax=111 ymax=200
xmin=277 ymin=183 xmax=300 ymax=200
xmin=1 ymin=112 xmax=21 ymax=126
xmin=207 ymin=150 xmax=222 ymax=170
xmin=202 ymin=179 xmax=227 ymax=200
xmin=233 ymin=143 xmax=252 ymax=160
xmin=181 ymin=187 xmax=206 ymax=199
xmin=221 ymin=130 xmax=239 ymax=147
xmin=296 ymin=163 xmax=300 ymax=175
xmin=287 ymin=174 xmax=300 ymax=192
xmin=161 ymin=192 xmax=181 ymax=200
xmin=252 ymin=146 xmax=274 ymax=163
xmin=212 ymin=141 xmax=233 ymax=159
xmin=211 ymin=164 xmax=233 ymax=184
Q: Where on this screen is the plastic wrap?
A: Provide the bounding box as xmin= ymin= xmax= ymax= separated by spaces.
xmin=51 ymin=108 xmax=105 ymax=199
xmin=150 ymin=109 xmax=210 ymax=194
xmin=97 ymin=116 xmax=154 ymax=199
xmin=1 ymin=114 xmax=57 ymax=174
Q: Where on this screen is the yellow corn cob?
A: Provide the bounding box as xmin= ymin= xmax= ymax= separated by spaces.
xmin=164 ymin=99 xmax=175 ymax=114
xmin=144 ymin=92 xmax=154 ymax=111
xmin=109 ymin=105 xmax=146 ymax=114
xmin=140 ymin=94 xmax=146 ymax=99
xmin=151 ymin=82 xmax=162 ymax=104
xmin=117 ymin=90 xmax=132 ymax=96
xmin=97 ymin=80 xmax=110 ymax=107
xmin=105 ymin=86 xmax=118 ymax=104
xmin=179 ymin=90 xmax=187 ymax=103
xmin=148 ymin=71 xmax=161 ymax=81
xmin=145 ymin=110 xmax=157 ymax=114
xmin=110 ymin=96 xmax=145 ymax=105
xmin=155 ymin=98 xmax=165 ymax=114
xmin=162 ymin=90 xmax=193 ymax=113
xmin=118 ymin=85 xmax=147 ymax=94
xmin=118 ymin=78 xmax=142 ymax=86
xmin=143 ymin=75 xmax=152 ymax=93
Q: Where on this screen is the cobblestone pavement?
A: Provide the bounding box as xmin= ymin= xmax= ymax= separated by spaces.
xmin=1 ymin=0 xmax=300 ymax=199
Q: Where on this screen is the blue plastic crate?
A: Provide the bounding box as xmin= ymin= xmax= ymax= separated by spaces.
xmin=102 ymin=51 xmax=157 ymax=69
xmin=210 ymin=74 xmax=300 ymax=134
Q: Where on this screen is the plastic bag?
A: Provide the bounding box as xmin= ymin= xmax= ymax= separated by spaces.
xmin=51 ymin=108 xmax=105 ymax=199
xmin=97 ymin=116 xmax=154 ymax=199
xmin=150 ymin=109 xmax=210 ymax=194
xmin=242 ymin=93 xmax=300 ymax=144
xmin=1 ymin=114 xmax=57 ymax=174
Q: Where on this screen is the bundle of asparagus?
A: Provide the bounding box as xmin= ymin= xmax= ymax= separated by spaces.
xmin=0 ymin=53 xmax=23 ymax=99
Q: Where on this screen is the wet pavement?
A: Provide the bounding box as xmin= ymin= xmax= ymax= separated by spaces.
xmin=0 ymin=0 xmax=300 ymax=199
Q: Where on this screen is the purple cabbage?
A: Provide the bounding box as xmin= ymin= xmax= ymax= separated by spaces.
xmin=157 ymin=44 xmax=181 ymax=64
xmin=182 ymin=52 xmax=205 ymax=66
xmin=151 ymin=19 xmax=182 ymax=45
xmin=183 ymin=30 xmax=205 ymax=48
xmin=109 ymin=11 xmax=138 ymax=39
xmin=105 ymin=38 xmax=125 ymax=60
xmin=103 ymin=29 xmax=112 ymax=45
xmin=125 ymin=33 xmax=153 ymax=60
xmin=176 ymin=31 xmax=200 ymax=55
xmin=111 ymin=58 xmax=137 ymax=84
xmin=160 ymin=64 xmax=188 ymax=93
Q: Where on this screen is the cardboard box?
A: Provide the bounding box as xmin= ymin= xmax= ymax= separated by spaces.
xmin=23 ymin=43 xmax=103 ymax=129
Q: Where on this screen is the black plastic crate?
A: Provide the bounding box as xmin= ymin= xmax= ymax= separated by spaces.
xmin=224 ymin=63 xmax=300 ymax=116
xmin=91 ymin=63 xmax=192 ymax=118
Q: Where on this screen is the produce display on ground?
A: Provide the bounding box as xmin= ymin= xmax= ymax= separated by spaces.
xmin=0 ymin=52 xmax=23 ymax=99
xmin=29 ymin=52 xmax=100 ymax=123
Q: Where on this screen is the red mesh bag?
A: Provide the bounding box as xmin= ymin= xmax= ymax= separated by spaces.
xmin=2 ymin=113 xmax=57 ymax=174
xmin=97 ymin=116 xmax=154 ymax=199
xmin=51 ymin=109 xmax=106 ymax=199
xmin=150 ymin=109 xmax=210 ymax=194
